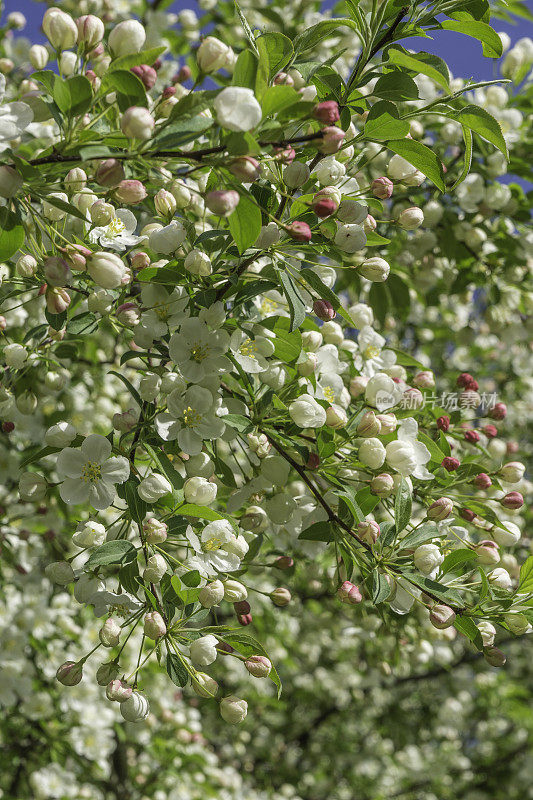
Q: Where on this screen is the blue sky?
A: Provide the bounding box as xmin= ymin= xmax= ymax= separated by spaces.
xmin=6 ymin=0 xmax=533 ymax=82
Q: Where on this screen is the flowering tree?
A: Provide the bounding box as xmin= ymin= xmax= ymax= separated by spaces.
xmin=0 ymin=0 xmax=532 ymax=795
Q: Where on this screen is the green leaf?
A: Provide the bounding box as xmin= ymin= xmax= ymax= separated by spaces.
xmin=518 ymin=555 xmax=533 ymax=594
xmin=102 ymin=70 xmax=147 ymax=109
xmin=450 ymin=126 xmax=473 ymax=189
xmin=372 ymin=571 xmax=391 ymax=604
xmin=299 ymin=267 xmax=356 ymax=328
xmin=109 ymin=46 xmax=166 ymax=71
xmin=387 ymin=47 xmax=450 ymax=91
xmin=0 ymin=207 xmax=24 ymax=261
xmin=109 ymin=370 xmax=143 ymax=410
xmin=178 ymin=504 xmax=232 ymax=524
xmin=386 ymin=139 xmax=445 ymax=191
xmin=234 ymin=0 xmax=260 ymax=57
xmin=364 ymin=100 xmax=410 ymax=140
xmin=262 ymin=85 xmax=301 ymax=117
xmin=373 ymin=70 xmax=419 ymax=101
xmin=440 ymin=548 xmax=478 ymax=575
xmin=455 ymin=105 xmax=508 ymax=157
xmin=228 ymin=192 xmax=262 ymax=254
xmin=85 ymin=540 xmax=137 ymax=569
xmin=441 ymin=18 xmax=503 ymax=58
xmin=402 ymin=572 xmax=464 ymax=608
xmin=293 ymin=18 xmax=358 ymax=54
xmin=40 ymin=193 xmax=88 ymax=222
xmin=298 ymin=521 xmax=334 ymax=542
xmin=166 ymin=653 xmax=189 ymax=687
xmin=453 ymin=616 xmax=483 ymax=650
xmin=394 ymin=478 xmax=412 ymax=534
xmin=279 ymin=271 xmax=306 ymax=331
xmin=397 ymin=522 xmax=440 ymax=552
xmin=66 ymin=312 xmax=98 ymax=336
xmin=31 ymin=69 xmax=57 ymax=95
xmin=53 ymin=76 xmax=93 ymax=117
xmin=232 ymin=49 xmax=258 ymax=90
xmin=262 ymin=316 xmax=302 ymax=362
xmin=222 ymin=413 xmax=253 ymax=433
xmin=154 ymin=116 xmax=213 ymax=148
xmin=256 ymin=32 xmax=294 ymax=77
xmin=417 ymin=432 xmax=445 ymax=464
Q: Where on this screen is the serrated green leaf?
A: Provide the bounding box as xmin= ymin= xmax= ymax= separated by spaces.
xmin=386 ymin=139 xmax=445 ymax=191
xmin=85 ymin=540 xmax=137 ymax=569
xmin=394 ymin=477 xmax=412 ymax=534
xmin=228 ymin=192 xmax=262 ymax=254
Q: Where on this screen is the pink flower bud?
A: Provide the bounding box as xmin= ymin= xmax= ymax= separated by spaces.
xmin=460 ymin=508 xmax=476 ymax=522
xmin=234 ymin=600 xmax=251 ymax=615
xmin=237 ymin=613 xmax=252 ymax=625
xmin=413 ymin=371 xmax=435 ymax=389
xmin=274 ymin=71 xmax=294 ymax=86
xmin=176 ymin=65 xmax=192 ymax=83
xmin=489 ymin=403 xmax=507 ymax=420
xmin=0 ymin=316 xmax=6 ymax=331
xmin=429 ymin=604 xmax=456 ymax=629
xmin=46 ymin=287 xmax=71 ymax=314
xmin=464 ymin=429 xmax=480 ymax=444
xmin=357 ymin=410 xmax=381 ymax=437
xmin=427 ymin=497 xmax=453 ymax=521
xmin=2 ymin=421 xmax=14 ymax=433
xmin=275 ymin=555 xmax=294 ymax=570
xmin=228 ymin=156 xmax=261 ymax=182
xmin=287 ymin=221 xmax=312 ymax=242
xmin=483 ymin=646 xmax=506 ymax=667
xmin=113 ymin=408 xmax=137 ymax=433
xmin=442 ymin=456 xmax=460 ymax=472
xmin=99 ymin=617 xmax=121 ymax=647
xmin=482 ymin=424 xmax=497 ymax=438
xmin=130 ymin=250 xmax=151 ymax=271
xmin=143 ymin=517 xmax=168 ymax=544
xmin=106 ymin=679 xmax=133 ymax=702
xmin=270 ymin=587 xmax=291 ymax=607
xmin=131 ymin=64 xmax=157 ymax=90
xmin=44 ymin=256 xmax=71 ymax=286
xmin=349 ymin=375 xmax=369 ymax=398
xmin=116 ymin=302 xmax=141 ymax=326
xmin=318 ymin=126 xmax=345 ymax=154
xmin=76 ymin=14 xmax=104 ymax=49
xmin=371 ymin=177 xmax=393 ymax=199
xmin=364 ymin=214 xmax=377 ymax=233
xmin=474 ymin=473 xmax=492 ymax=490
xmin=370 ymin=473 xmax=394 ymax=497
xmin=457 ymin=372 xmax=474 ymax=387
xmin=115 ymin=179 xmax=147 ymax=204
xmin=56 ymin=661 xmax=83 ymax=686
xmin=437 ymin=416 xmax=450 ymax=432
xmin=313 ymin=299 xmax=335 ymax=321
xmin=311 ymin=195 xmax=338 ymax=218
xmin=62 ymin=243 xmax=91 ymax=271
xmin=357 ymin=520 xmax=380 ymax=545
xmin=162 ymin=86 xmax=176 ymax=98
xmin=403 ymin=387 xmax=424 ymax=408
xmin=274 ymin=145 xmax=295 ymax=163
xmin=245 ymin=655 xmax=272 ymax=678
xmin=95 ymin=158 xmax=125 ymax=187
xmin=312 ymin=101 xmax=340 ymax=124
xmin=475 ymin=539 xmax=500 ymax=565
xmin=206 ymin=189 xmax=240 ymax=216
xmin=501 ymin=491 xmax=523 ymax=510
xmin=144 ymin=611 xmax=167 ymax=640
xmin=337 ymin=580 xmax=362 ymax=605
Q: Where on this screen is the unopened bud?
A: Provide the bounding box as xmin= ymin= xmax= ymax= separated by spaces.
xmin=337 ymin=580 xmax=362 ymax=605
xmin=427 ymin=497 xmax=453 ymax=521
